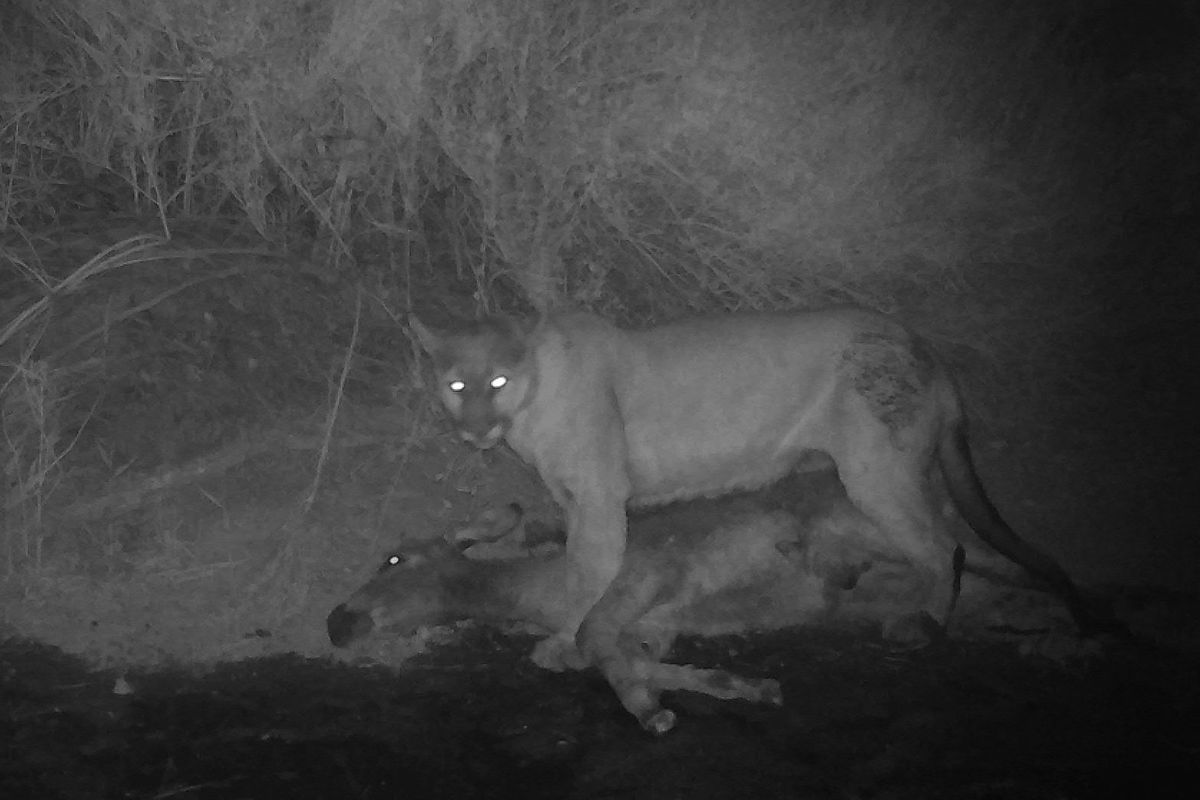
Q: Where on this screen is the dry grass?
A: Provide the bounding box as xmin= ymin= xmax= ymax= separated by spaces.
xmin=2 ymin=0 xmax=1147 ymax=309
xmin=5 ymin=0 xmax=1166 ymax=403
xmin=0 ymin=226 xmax=357 ymax=572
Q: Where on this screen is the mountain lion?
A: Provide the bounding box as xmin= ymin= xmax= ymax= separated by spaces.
xmin=412 ymin=309 xmax=1101 ymax=661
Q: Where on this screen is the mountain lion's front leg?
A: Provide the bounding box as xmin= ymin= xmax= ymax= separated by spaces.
xmin=530 ymin=490 xmax=629 ymax=670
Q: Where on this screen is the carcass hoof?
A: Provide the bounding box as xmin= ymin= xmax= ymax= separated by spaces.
xmin=640 ymin=708 xmax=678 ymax=736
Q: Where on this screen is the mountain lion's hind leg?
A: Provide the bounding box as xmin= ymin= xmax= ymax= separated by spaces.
xmin=838 ymin=458 xmax=959 ymax=643
xmin=832 ymin=331 xmax=961 ymax=642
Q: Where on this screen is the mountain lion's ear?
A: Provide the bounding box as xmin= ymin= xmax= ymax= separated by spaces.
xmin=529 ymin=313 xmax=553 ymax=338
xmin=409 ymin=316 xmax=444 ymax=357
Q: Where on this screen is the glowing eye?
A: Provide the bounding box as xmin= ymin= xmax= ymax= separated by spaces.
xmin=490 ymin=375 xmax=508 ymax=390
xmin=378 ymin=553 xmax=405 ymax=573
xmin=448 ymin=379 xmax=466 ymax=393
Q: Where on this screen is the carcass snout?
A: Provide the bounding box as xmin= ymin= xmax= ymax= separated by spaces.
xmin=327 ymin=602 xmax=374 ymax=647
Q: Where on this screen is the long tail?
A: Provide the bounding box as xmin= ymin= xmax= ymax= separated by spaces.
xmin=936 ymin=418 xmax=1116 ymax=636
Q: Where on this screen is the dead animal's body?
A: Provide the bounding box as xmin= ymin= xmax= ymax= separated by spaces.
xmin=329 ymin=487 xmax=937 ymax=734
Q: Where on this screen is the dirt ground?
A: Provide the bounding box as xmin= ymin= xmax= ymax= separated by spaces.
xmin=3 ymin=620 xmax=1198 ymax=799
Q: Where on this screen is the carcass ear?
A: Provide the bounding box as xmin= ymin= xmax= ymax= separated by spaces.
xmin=481 ymin=503 xmax=524 ymax=539
xmin=447 ymin=503 xmax=525 ymax=551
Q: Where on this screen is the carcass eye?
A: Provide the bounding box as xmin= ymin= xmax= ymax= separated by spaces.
xmin=378 ymin=553 xmax=406 ymax=573
xmin=490 ymin=375 xmax=508 ymax=390
xmin=448 ymin=379 xmax=466 ymax=393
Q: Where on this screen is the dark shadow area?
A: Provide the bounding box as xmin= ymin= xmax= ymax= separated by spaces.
xmin=3 ymin=626 xmax=1197 ymax=799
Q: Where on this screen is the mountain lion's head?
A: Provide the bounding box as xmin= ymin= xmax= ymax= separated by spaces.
xmin=411 ymin=316 xmax=536 ymax=449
